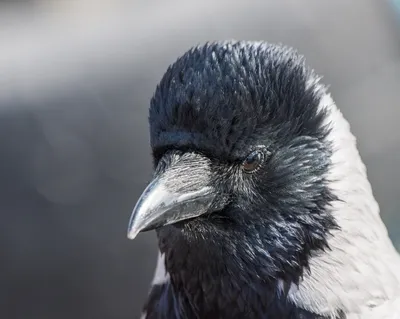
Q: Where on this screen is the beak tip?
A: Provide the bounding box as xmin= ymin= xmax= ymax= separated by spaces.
xmin=127 ymin=228 xmax=139 ymax=240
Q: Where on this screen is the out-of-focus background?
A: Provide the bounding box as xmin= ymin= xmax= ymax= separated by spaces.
xmin=1 ymin=0 xmax=400 ymax=318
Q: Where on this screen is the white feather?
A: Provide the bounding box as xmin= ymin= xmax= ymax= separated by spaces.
xmin=286 ymin=79 xmax=400 ymax=317
xmin=151 ymin=251 xmax=170 ymax=286
xmin=141 ymin=252 xmax=170 ymax=318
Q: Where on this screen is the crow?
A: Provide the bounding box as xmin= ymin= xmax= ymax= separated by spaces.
xmin=127 ymin=41 xmax=400 ymax=318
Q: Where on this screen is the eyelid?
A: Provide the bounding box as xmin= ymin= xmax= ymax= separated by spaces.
xmin=241 ymin=150 xmax=263 ymax=173
xmin=243 ymin=145 xmax=269 ymax=160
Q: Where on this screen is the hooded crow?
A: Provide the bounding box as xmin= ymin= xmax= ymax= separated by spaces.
xmin=127 ymin=41 xmax=400 ymax=318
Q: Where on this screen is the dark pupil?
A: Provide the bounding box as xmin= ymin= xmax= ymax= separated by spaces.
xmin=243 ymin=151 xmax=262 ymax=171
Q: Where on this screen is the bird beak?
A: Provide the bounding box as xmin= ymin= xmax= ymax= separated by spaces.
xmin=127 ymin=154 xmax=222 ymax=240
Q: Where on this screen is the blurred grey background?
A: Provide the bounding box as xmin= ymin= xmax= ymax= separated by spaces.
xmin=1 ymin=0 xmax=399 ymax=318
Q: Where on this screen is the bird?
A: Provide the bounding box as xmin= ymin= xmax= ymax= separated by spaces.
xmin=127 ymin=41 xmax=400 ymax=318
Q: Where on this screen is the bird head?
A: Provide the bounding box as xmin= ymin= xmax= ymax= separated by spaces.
xmin=128 ymin=41 xmax=339 ymax=284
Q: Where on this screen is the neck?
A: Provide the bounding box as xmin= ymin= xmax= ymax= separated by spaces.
xmin=154 ymin=225 xmax=330 ymax=319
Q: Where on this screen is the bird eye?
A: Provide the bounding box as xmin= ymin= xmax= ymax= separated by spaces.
xmin=242 ymin=150 xmax=265 ymax=173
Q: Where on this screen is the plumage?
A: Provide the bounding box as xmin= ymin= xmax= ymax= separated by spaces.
xmin=128 ymin=41 xmax=400 ymax=318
